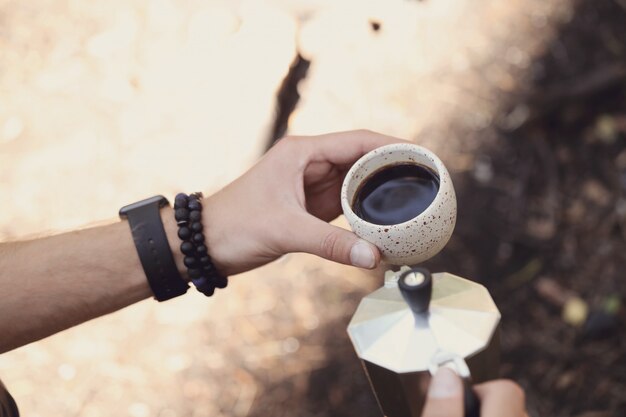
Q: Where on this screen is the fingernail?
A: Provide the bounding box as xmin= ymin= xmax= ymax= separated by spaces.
xmin=350 ymin=240 xmax=376 ymax=268
xmin=428 ymin=368 xmax=462 ymax=399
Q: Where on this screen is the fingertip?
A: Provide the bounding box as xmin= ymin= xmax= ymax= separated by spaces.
xmin=350 ymin=239 xmax=377 ymax=269
xmin=428 ymin=368 xmax=463 ymax=399
xmin=421 ymin=368 xmax=464 ymax=417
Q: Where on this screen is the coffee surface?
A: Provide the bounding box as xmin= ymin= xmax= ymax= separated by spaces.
xmin=352 ymin=163 xmax=439 ymax=225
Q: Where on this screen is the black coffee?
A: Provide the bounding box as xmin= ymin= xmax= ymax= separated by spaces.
xmin=352 ymin=163 xmax=440 ymax=225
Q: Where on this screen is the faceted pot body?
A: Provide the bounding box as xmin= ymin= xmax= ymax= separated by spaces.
xmin=361 ymin=325 xmax=500 ymax=417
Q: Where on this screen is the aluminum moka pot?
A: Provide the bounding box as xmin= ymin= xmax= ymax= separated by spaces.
xmin=347 ymin=266 xmax=501 ymax=417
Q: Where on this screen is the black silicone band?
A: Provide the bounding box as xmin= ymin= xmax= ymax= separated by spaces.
xmin=119 ymin=195 xmax=189 ymax=301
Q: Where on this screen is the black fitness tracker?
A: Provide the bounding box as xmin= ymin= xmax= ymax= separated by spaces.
xmin=119 ymin=195 xmax=189 ymax=301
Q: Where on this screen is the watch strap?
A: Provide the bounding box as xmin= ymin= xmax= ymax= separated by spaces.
xmin=119 ymin=195 xmax=189 ymax=301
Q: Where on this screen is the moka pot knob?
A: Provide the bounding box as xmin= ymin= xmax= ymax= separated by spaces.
xmin=398 ymin=267 xmax=433 ymax=315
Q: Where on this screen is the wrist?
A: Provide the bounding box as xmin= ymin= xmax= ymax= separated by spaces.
xmin=162 ymin=205 xmax=189 ymax=282
xmin=198 ymin=191 xmax=284 ymax=276
xmin=200 ymin=195 xmax=229 ymax=275
xmin=167 ymin=192 xmax=228 ymax=296
xmin=119 ymin=196 xmax=189 ymax=301
xmin=162 ymin=195 xmax=229 ymax=279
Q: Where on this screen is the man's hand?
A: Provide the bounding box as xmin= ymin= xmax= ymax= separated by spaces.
xmin=421 ymin=368 xmax=528 ymax=417
xmin=0 ymin=129 xmax=405 ymax=352
xmin=202 ymin=130 xmax=406 ymax=275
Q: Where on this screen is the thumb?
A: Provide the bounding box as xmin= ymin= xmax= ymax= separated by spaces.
xmin=292 ymin=216 xmax=380 ymax=268
xmin=421 ymin=368 xmax=464 ymax=417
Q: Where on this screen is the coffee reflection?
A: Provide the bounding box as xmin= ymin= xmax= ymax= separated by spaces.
xmin=352 ymin=163 xmax=440 ymax=226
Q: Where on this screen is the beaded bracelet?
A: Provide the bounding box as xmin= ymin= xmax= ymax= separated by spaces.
xmin=174 ymin=192 xmax=228 ymax=296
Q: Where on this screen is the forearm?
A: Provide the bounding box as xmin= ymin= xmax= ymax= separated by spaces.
xmin=0 ymin=131 xmax=400 ymax=353
xmin=0 ymin=207 xmax=185 ymax=353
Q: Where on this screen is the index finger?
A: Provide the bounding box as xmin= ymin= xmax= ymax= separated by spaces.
xmin=303 ymin=129 xmax=410 ymax=165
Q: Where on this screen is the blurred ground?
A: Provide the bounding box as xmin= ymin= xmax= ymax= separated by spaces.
xmin=0 ymin=0 xmax=625 ymax=417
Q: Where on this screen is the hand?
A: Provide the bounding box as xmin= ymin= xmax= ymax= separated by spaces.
xmin=202 ymin=130 xmax=407 ymax=275
xmin=421 ymin=368 xmax=527 ymax=417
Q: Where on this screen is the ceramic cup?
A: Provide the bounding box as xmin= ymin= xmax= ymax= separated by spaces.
xmin=341 ymin=143 xmax=457 ymax=266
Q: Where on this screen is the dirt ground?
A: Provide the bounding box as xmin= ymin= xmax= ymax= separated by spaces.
xmin=429 ymin=1 xmax=626 ymax=414
xmin=1 ymin=0 xmax=625 ymax=417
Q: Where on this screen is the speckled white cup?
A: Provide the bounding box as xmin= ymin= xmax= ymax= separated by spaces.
xmin=341 ymin=143 xmax=457 ymax=265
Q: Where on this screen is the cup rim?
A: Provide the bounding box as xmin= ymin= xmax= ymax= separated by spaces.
xmin=341 ymin=143 xmax=448 ymax=229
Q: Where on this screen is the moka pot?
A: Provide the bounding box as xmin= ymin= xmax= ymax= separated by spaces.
xmin=347 ymin=267 xmax=501 ymax=417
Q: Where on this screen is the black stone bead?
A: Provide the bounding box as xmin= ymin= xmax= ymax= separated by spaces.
xmin=189 ymin=210 xmax=202 ymax=222
xmin=190 ymin=222 xmax=203 ymax=232
xmin=191 ymin=275 xmax=215 ymax=294
xmin=191 ymin=276 xmax=208 ymax=288
xmin=196 ymin=244 xmax=208 ymax=254
xmin=199 ymin=285 xmax=215 ymax=297
xmin=188 ymin=199 xmax=202 ymax=211
xmin=200 ymin=256 xmax=211 ymax=265
xmin=175 ymin=208 xmax=190 ymax=222
xmin=202 ymin=263 xmax=215 ymax=274
xmin=213 ymin=275 xmax=228 ymax=289
xmin=192 ymin=233 xmax=205 ymax=243
xmin=174 ymin=193 xmax=189 ymax=209
xmin=184 ymin=256 xmax=198 ymax=268
xmin=180 ymin=241 xmax=195 ymax=256
xmin=188 ymin=268 xmax=202 ymax=279
xmin=177 ymin=227 xmax=192 ymax=240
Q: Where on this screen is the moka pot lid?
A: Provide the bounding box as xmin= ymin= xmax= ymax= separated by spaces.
xmin=347 ymin=269 xmax=501 ymax=374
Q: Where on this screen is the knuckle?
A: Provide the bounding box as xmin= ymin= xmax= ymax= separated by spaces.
xmin=271 ymin=136 xmax=294 ymax=153
xmin=355 ymin=128 xmax=374 ymax=136
xmin=277 ymin=135 xmax=302 ymax=147
xmin=273 ymin=135 xmax=311 ymax=168
xmin=320 ymin=230 xmax=343 ymax=260
xmin=274 ymin=135 xmax=305 ymax=154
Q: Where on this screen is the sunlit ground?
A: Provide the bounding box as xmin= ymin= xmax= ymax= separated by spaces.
xmin=0 ymin=0 xmax=568 ymax=416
